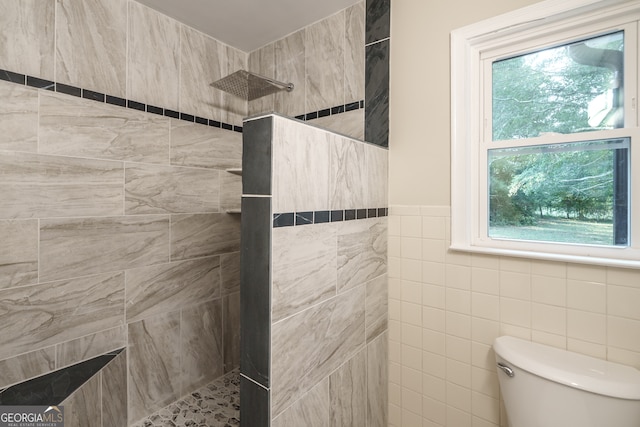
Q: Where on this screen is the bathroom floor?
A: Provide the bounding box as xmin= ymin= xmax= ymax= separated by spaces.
xmin=130 ymin=369 xmax=240 ymax=427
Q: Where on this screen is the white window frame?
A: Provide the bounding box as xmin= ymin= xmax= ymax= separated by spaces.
xmin=451 ymin=0 xmax=640 ymax=268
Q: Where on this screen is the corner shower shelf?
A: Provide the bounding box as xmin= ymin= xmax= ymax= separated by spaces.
xmin=224 ymin=169 xmax=242 ymax=214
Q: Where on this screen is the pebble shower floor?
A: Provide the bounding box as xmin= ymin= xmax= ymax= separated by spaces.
xmin=130 ymin=369 xmax=240 ymax=427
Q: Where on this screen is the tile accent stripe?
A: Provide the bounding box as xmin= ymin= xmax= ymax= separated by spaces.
xmin=0 ymin=67 xmax=243 ymax=133
xmin=295 ymin=100 xmax=365 ymax=122
xmin=273 ymin=207 xmax=388 ymax=228
xmin=0 ymin=68 xmax=364 ymax=136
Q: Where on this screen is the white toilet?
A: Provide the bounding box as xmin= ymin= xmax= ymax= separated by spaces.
xmin=494 ymin=336 xmax=640 ymax=427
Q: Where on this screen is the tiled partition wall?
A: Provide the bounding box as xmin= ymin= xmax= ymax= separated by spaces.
xmin=241 ymin=114 xmax=389 ymax=426
xmin=0 ymin=0 xmax=245 ymax=425
xmin=388 ymin=205 xmax=640 ymax=427
xmin=365 ymin=0 xmax=391 ymax=148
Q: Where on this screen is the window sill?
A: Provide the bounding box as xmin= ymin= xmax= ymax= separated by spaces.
xmin=449 ymin=242 xmax=640 ymax=269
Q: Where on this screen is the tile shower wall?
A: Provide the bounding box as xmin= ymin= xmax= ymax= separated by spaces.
xmin=0 ymin=0 xmax=247 ymax=127
xmin=247 ymin=2 xmax=367 ymax=141
xmin=0 ymin=1 xmax=243 ymax=425
xmin=388 ymin=205 xmax=640 ymax=427
xmin=241 ymin=114 xmax=389 ymax=426
xmin=246 ymin=0 xmax=390 ymax=147
xmin=0 ymin=81 xmax=242 ymax=425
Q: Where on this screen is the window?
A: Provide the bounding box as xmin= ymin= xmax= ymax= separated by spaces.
xmin=451 ymin=0 xmax=640 ymax=268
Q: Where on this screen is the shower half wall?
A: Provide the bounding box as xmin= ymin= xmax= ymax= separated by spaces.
xmin=241 ymin=113 xmax=389 ymax=426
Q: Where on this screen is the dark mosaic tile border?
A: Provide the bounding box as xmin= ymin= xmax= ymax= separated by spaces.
xmin=0 ymin=68 xmax=243 ymax=133
xmin=273 ymin=207 xmax=387 ymax=228
xmin=295 ymin=100 xmax=365 ymax=122
xmin=0 ymin=348 xmax=124 ymax=406
xmin=1 ymin=68 xmax=365 ymax=136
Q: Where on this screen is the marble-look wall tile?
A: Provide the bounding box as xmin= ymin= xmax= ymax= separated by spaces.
xmin=272 ymin=223 xmax=337 ymax=322
xmin=125 ymin=163 xmax=220 ymax=214
xmin=366 ymin=331 xmax=388 ymax=427
xmin=40 ymin=216 xmax=169 ymax=282
xmin=224 ymin=292 xmax=240 ymax=372
xmin=0 ymin=81 xmax=38 ymax=152
xmin=128 ymin=1 xmax=180 ymax=110
xmin=365 ymin=274 xmax=388 ymax=342
xmin=55 ymin=0 xmax=127 ymax=96
xmin=345 ymin=2 xmax=365 ymax=103
xmin=313 ymin=109 xmax=365 ymax=141
xmin=306 ymin=12 xmax=345 ymax=112
xmin=170 ymin=120 xmax=242 ymax=170
xmin=272 ymin=378 xmax=330 ymax=427
xmin=248 ymin=43 xmax=276 ymax=116
xmin=220 ymin=171 xmax=242 ymax=213
xmin=275 ymin=30 xmax=306 ymax=117
xmin=0 ymin=151 xmax=123 ymax=219
xmin=0 ymin=0 xmax=54 ymax=80
xmin=56 ymin=326 xmax=127 ymax=369
xmin=170 ymin=213 xmax=240 ymax=261
xmin=0 ymin=347 xmax=55 ymax=389
xmin=126 ymin=257 xmax=221 ymax=323
xmin=220 ymin=45 xmax=248 ymax=126
xmin=329 ymin=135 xmax=366 ymax=210
xmin=366 ymin=143 xmax=388 ymax=207
xmin=0 ymin=272 xmax=124 ymax=361
xmin=61 ymin=369 xmax=101 ymax=427
xmin=337 ymin=218 xmax=387 ymax=293
xmin=128 ymin=311 xmax=181 ymax=424
xmin=102 ymin=350 xmax=127 ymax=427
xmin=366 ymin=0 xmax=391 ymax=44
xmin=39 ymin=92 xmax=171 ymax=164
xmin=0 ymin=219 xmax=38 ymax=288
xmin=181 ymin=299 xmax=223 ymax=392
xmin=272 ymin=117 xmax=330 ymax=213
xmin=179 ymin=25 xmax=225 ymax=120
xmin=271 ymin=285 xmax=366 ymax=416
xmin=221 ymin=252 xmax=240 ymax=295
xmin=365 ymin=40 xmax=389 ymax=147
xmin=329 ymin=350 xmax=366 ymax=427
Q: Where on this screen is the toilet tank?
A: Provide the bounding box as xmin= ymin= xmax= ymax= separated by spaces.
xmin=494 ymin=336 xmax=640 ymax=427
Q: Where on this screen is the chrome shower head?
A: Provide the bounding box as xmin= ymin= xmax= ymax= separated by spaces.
xmin=210 ymin=70 xmax=294 ymax=101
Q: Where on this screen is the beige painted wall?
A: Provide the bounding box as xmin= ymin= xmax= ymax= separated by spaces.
xmin=388 ymin=0 xmax=541 ymax=206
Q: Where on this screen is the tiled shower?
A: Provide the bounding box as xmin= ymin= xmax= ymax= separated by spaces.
xmin=0 ymin=0 xmax=390 ymax=426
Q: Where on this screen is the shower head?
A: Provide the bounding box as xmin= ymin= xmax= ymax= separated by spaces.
xmin=210 ymin=70 xmax=294 ymax=101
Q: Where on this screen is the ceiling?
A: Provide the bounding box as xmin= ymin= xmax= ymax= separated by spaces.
xmin=134 ymin=0 xmax=361 ymax=53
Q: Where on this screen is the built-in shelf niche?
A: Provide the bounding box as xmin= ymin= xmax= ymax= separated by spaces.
xmin=225 ymin=168 xmax=242 ymax=214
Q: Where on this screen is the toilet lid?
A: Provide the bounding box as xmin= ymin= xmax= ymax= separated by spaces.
xmin=494 ymin=336 xmax=640 ymax=400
